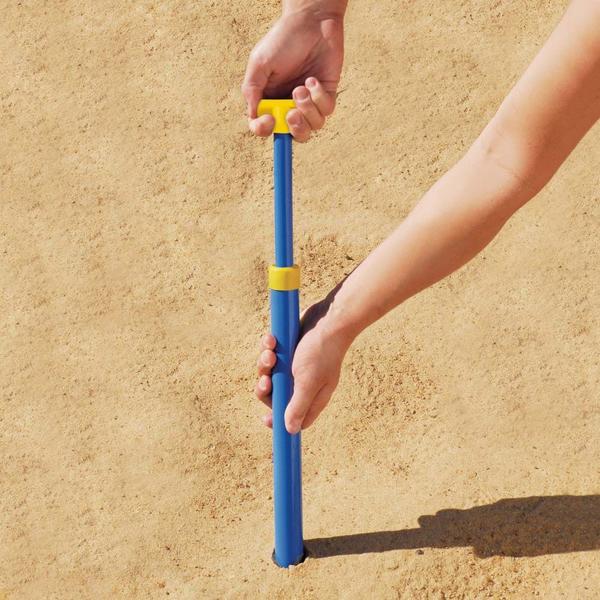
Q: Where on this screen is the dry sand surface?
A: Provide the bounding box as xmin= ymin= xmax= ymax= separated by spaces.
xmin=1 ymin=0 xmax=599 ymax=598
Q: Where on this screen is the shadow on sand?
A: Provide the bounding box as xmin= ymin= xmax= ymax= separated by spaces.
xmin=305 ymin=495 xmax=600 ymax=559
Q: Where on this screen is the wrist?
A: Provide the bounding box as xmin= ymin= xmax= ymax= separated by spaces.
xmin=283 ymin=0 xmax=347 ymax=20
xmin=318 ymin=292 xmax=363 ymax=352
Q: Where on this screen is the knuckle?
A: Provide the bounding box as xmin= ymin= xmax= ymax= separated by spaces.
xmin=292 ymin=362 xmax=309 ymax=380
xmin=248 ymin=47 xmax=260 ymax=62
xmin=292 ymin=361 xmax=304 ymax=379
xmin=249 ymin=48 xmax=268 ymax=69
xmin=293 ymin=130 xmax=310 ymax=143
xmin=319 ymin=104 xmax=332 ymax=118
xmin=296 ymin=94 xmax=311 ymax=107
xmin=319 ymin=95 xmax=335 ymax=117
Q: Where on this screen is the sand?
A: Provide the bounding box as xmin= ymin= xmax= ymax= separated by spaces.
xmin=1 ymin=0 xmax=599 ymax=598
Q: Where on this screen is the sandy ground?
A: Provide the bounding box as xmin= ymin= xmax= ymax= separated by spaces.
xmin=1 ymin=0 xmax=599 ymax=598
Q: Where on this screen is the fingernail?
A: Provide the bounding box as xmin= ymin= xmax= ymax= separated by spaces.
xmin=306 ymin=77 xmax=317 ymax=89
xmin=259 ymin=376 xmax=268 ymax=391
xmin=295 ymin=87 xmax=309 ymax=100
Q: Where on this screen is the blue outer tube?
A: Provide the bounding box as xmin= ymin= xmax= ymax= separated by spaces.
xmin=271 ymin=133 xmax=304 ymax=567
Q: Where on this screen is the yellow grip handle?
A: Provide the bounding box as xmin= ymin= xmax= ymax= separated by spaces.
xmin=257 ymin=99 xmax=296 ymax=134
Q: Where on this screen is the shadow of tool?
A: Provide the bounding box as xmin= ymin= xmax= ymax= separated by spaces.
xmin=305 ymin=495 xmax=600 ymax=559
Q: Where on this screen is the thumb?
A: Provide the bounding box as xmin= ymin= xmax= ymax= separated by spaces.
xmin=285 ymin=378 xmax=324 ymax=434
xmin=241 ymin=51 xmax=270 ymax=118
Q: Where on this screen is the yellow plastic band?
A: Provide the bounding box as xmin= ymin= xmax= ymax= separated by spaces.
xmin=269 ymin=264 xmax=300 ymax=291
xmin=257 ymin=99 xmax=296 ymax=134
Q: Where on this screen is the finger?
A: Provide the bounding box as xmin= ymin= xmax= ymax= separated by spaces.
xmin=242 ymin=82 xmax=263 ymax=118
xmin=292 ymin=86 xmax=325 ymax=131
xmin=261 ymin=413 xmax=273 ymax=429
xmin=255 ymin=374 xmax=272 ymax=407
xmin=286 ymin=109 xmax=311 ymax=143
xmin=301 ymin=384 xmax=334 ymax=430
xmin=259 ymin=333 xmax=277 ymax=352
xmin=249 ymin=114 xmax=275 ymax=137
xmin=242 ymin=50 xmax=270 ymax=118
xmin=306 ymin=77 xmax=336 ymax=117
xmin=285 ymin=380 xmax=326 ymax=434
xmin=257 ymin=349 xmax=276 ymax=376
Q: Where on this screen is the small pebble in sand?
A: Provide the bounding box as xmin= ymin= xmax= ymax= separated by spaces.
xmin=384 ymin=559 xmax=399 ymax=570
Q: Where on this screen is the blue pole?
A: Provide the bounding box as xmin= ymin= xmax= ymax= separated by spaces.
xmin=270 ymin=132 xmax=304 ymax=567
xmin=273 ymin=134 xmax=294 ymax=266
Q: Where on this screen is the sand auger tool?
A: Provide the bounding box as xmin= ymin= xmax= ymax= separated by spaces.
xmin=257 ymin=99 xmax=305 ymax=568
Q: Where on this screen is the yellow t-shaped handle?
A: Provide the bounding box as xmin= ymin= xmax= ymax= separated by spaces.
xmin=257 ymin=99 xmax=296 ymax=134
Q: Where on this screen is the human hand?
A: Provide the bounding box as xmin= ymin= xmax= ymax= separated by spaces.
xmin=255 ymin=298 xmax=352 ymax=433
xmin=242 ymin=4 xmax=345 ymax=142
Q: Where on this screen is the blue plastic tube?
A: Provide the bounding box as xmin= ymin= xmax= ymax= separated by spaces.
xmin=271 ymin=133 xmax=304 ymax=567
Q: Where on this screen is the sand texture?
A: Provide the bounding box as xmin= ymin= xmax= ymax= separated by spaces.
xmin=1 ymin=0 xmax=599 ymax=598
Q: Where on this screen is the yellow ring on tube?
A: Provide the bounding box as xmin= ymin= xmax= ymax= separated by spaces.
xmin=269 ymin=264 xmax=300 ymax=291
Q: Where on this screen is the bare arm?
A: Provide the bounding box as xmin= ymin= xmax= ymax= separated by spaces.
xmin=327 ymin=0 xmax=600 ymax=340
xmin=256 ymin=0 xmax=600 ymax=433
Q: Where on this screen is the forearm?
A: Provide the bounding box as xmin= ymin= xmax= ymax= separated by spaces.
xmin=320 ymin=0 xmax=600 ymax=347
xmin=324 ymin=143 xmax=531 ymax=343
